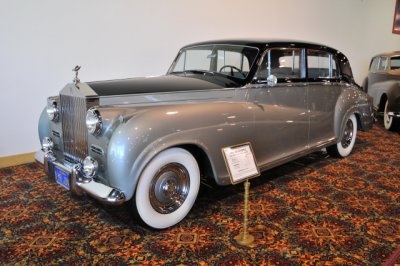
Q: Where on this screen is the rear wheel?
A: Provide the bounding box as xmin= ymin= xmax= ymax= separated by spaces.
xmin=327 ymin=114 xmax=357 ymax=158
xmin=135 ymin=148 xmax=200 ymax=229
xmin=383 ymin=99 xmax=399 ymax=131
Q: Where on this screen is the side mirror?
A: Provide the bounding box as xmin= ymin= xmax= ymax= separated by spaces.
xmin=267 ymin=75 xmax=277 ymax=87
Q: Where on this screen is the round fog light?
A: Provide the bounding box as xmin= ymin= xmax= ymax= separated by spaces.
xmin=83 ymin=156 xmax=98 ymax=177
xmin=42 ymin=137 xmax=54 ymax=152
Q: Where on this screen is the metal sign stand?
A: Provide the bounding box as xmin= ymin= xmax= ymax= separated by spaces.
xmin=221 ymin=143 xmax=259 ymax=247
xmin=234 ymin=179 xmax=254 ymax=246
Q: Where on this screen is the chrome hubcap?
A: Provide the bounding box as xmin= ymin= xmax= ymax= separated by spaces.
xmin=384 ymin=100 xmax=392 ymax=128
xmin=149 ymin=163 xmax=190 ymax=214
xmin=341 ymin=119 xmax=353 ymax=148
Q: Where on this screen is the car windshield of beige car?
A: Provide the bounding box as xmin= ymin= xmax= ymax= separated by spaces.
xmin=169 ymin=45 xmax=259 ymax=79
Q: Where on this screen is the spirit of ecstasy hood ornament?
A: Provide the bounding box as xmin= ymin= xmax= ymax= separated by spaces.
xmin=73 ymin=65 xmax=81 ymax=85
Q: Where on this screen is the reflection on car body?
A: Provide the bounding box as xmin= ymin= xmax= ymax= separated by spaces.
xmin=37 ymin=39 xmax=373 ymax=228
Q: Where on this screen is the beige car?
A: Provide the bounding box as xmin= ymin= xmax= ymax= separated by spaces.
xmin=363 ymin=51 xmax=400 ymax=130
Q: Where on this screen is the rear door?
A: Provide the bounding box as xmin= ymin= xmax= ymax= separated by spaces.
xmin=306 ymin=49 xmax=342 ymax=147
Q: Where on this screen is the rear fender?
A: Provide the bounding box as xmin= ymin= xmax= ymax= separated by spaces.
xmin=334 ymin=86 xmax=372 ymax=140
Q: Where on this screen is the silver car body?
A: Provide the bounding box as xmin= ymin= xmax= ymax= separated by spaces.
xmin=37 ymin=40 xmax=373 ymax=227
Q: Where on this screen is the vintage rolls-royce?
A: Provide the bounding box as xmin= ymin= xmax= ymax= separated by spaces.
xmin=363 ymin=51 xmax=400 ymax=130
xmin=37 ymin=40 xmax=373 ymax=228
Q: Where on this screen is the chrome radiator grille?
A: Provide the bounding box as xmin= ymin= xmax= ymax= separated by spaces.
xmin=60 ymin=94 xmax=98 ymax=162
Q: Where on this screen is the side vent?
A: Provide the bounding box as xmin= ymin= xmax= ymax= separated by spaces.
xmin=52 ymin=130 xmax=61 ymax=138
xmin=90 ymin=145 xmax=104 ymax=156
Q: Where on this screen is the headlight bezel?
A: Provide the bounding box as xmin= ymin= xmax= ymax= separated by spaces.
xmin=86 ymin=107 xmax=102 ymax=136
xmin=46 ymin=98 xmax=59 ymax=122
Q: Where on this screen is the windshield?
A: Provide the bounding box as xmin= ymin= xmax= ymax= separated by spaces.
xmin=169 ymin=44 xmax=259 ymax=80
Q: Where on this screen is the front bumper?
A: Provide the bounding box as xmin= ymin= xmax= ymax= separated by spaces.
xmin=35 ymin=150 xmax=125 ymax=205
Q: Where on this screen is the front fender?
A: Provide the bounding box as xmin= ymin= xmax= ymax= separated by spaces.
xmin=106 ymin=102 xmax=254 ymax=200
xmin=38 ymin=107 xmax=50 ymax=146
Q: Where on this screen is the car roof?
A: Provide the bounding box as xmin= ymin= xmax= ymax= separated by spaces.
xmin=181 ymin=39 xmax=339 ymax=52
xmin=373 ymin=51 xmax=400 ymax=57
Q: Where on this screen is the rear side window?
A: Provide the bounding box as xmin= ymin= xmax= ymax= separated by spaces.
xmin=307 ymin=49 xmax=338 ymax=79
xmin=340 ymin=58 xmax=353 ymax=81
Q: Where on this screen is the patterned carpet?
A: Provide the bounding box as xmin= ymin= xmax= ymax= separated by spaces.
xmin=1 ymin=123 xmax=399 ymax=265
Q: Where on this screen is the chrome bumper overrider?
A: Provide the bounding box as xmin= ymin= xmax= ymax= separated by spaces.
xmin=35 ymin=150 xmax=125 ymax=205
xmin=387 ymin=111 xmax=400 ymax=118
xmin=376 ymin=111 xmax=400 ymax=118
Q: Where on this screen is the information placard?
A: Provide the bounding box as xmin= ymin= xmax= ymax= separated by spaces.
xmin=222 ymin=143 xmax=260 ymax=184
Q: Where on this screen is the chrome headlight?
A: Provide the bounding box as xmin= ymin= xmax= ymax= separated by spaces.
xmin=46 ymin=99 xmax=59 ymax=121
xmin=86 ymin=107 xmax=102 ymax=135
xmin=83 ymin=156 xmax=98 ymax=177
xmin=42 ymin=137 xmax=54 ymax=152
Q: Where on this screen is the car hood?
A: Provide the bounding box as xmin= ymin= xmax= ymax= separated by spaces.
xmin=87 ymin=74 xmax=240 ymax=96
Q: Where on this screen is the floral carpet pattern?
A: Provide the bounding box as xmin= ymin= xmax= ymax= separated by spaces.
xmin=1 ymin=124 xmax=399 ymax=265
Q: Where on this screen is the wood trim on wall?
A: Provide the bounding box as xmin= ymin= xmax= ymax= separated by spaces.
xmin=0 ymin=152 xmax=36 ymax=169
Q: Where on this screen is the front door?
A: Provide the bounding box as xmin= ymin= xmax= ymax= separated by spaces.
xmin=249 ymin=47 xmax=309 ymax=167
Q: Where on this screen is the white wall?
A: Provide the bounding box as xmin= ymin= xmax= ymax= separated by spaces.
xmin=1 ymin=0 xmax=399 ymax=157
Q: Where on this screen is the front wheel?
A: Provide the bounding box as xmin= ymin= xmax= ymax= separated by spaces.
xmin=383 ymin=99 xmax=399 ymax=131
xmin=327 ymin=114 xmax=357 ymax=158
xmin=135 ymin=148 xmax=200 ymax=229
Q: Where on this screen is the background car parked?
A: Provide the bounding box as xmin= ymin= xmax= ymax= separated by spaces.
xmin=363 ymin=52 xmax=400 ymax=130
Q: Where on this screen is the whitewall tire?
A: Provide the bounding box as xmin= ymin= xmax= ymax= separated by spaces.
xmin=135 ymin=148 xmax=200 ymax=229
xmin=383 ymin=99 xmax=399 ymax=131
xmin=327 ymin=114 xmax=357 ymax=158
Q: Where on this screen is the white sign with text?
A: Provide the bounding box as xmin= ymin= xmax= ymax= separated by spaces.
xmin=222 ymin=143 xmax=260 ymax=183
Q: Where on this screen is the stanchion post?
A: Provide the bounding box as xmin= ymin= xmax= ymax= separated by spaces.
xmin=234 ymin=178 xmax=254 ymax=246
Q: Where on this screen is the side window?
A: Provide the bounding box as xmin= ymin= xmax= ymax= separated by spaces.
xmin=378 ymin=57 xmax=388 ymax=71
xmin=391 ymin=56 xmax=400 ymax=70
xmin=307 ymin=49 xmax=338 ymax=79
xmin=256 ymin=48 xmax=303 ymax=81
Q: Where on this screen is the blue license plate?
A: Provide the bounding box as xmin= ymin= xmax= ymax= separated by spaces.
xmin=55 ymin=167 xmax=70 ymax=190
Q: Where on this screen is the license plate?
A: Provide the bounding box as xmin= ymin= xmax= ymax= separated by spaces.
xmin=55 ymin=167 xmax=70 ymax=190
